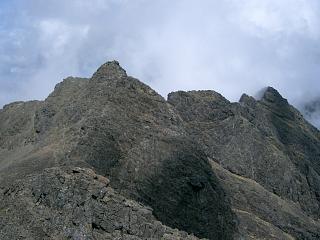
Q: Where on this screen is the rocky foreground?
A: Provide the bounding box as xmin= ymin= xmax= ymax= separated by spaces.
xmin=1 ymin=61 xmax=320 ymax=240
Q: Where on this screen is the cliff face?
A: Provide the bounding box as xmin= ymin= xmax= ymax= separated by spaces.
xmin=1 ymin=61 xmax=320 ymax=240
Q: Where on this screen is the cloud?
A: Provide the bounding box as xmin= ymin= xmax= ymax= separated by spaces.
xmin=1 ymin=0 xmax=320 ymax=126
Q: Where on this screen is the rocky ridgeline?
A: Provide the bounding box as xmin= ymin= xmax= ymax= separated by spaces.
xmin=1 ymin=61 xmax=320 ymax=240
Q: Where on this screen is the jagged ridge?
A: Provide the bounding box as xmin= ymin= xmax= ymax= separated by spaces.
xmin=1 ymin=61 xmax=320 ymax=240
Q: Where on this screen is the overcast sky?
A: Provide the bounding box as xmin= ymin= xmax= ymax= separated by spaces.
xmin=1 ymin=0 xmax=320 ymax=125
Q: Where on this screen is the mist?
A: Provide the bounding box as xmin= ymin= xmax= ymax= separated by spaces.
xmin=1 ymin=0 xmax=320 ymax=126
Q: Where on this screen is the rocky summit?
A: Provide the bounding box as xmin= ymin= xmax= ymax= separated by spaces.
xmin=0 ymin=61 xmax=320 ymax=240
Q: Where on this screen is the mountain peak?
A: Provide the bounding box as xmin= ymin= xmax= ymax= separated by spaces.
xmin=259 ymin=86 xmax=297 ymax=120
xmin=92 ymin=60 xmax=127 ymax=81
xmin=261 ymin=86 xmax=288 ymax=104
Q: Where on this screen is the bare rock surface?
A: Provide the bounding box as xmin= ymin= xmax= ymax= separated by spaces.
xmin=0 ymin=167 xmax=202 ymax=240
xmin=1 ymin=61 xmax=320 ymax=239
xmin=0 ymin=61 xmax=235 ymax=240
xmin=168 ymin=87 xmax=320 ymax=239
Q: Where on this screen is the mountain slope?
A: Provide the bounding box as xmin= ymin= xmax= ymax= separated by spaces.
xmin=1 ymin=61 xmax=320 ymax=239
xmin=168 ymin=88 xmax=320 ymax=239
xmin=0 ymin=61 xmax=235 ymax=240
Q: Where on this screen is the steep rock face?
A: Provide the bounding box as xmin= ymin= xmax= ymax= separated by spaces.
xmin=168 ymin=87 xmax=320 ymax=239
xmin=0 ymin=100 xmax=41 ymax=149
xmin=0 ymin=61 xmax=235 ymax=240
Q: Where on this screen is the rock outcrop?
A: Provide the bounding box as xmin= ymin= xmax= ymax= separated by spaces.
xmin=0 ymin=167 xmax=201 ymax=240
xmin=1 ymin=61 xmax=320 ymax=240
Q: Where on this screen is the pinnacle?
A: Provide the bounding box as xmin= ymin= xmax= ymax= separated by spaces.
xmin=261 ymin=86 xmax=287 ymax=104
xmin=92 ymin=60 xmax=127 ymax=81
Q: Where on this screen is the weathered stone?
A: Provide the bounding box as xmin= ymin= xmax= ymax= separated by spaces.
xmin=1 ymin=60 xmax=320 ymax=239
xmin=168 ymin=86 xmax=320 ymax=239
xmin=0 ymin=167 xmax=203 ymax=240
xmin=0 ymin=61 xmax=235 ymax=240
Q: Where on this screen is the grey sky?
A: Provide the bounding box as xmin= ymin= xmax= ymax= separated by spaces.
xmin=1 ymin=0 xmax=320 ymax=126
